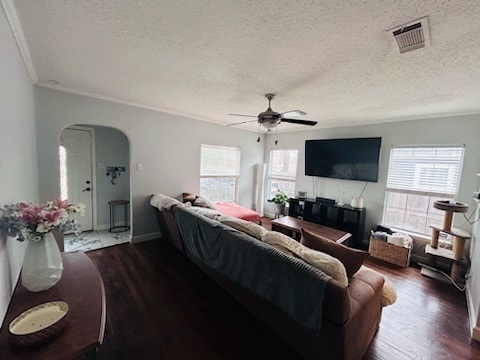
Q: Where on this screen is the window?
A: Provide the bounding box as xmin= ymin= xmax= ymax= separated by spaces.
xmin=59 ymin=145 xmax=68 ymax=201
xmin=383 ymin=146 xmax=464 ymax=235
xmin=268 ymin=149 xmax=298 ymax=199
xmin=200 ymin=144 xmax=241 ymax=203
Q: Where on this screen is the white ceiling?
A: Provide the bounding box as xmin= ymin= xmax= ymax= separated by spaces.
xmin=9 ymin=0 xmax=480 ymax=132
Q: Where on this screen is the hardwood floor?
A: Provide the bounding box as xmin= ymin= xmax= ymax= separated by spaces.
xmin=87 ymin=235 xmax=480 ymax=359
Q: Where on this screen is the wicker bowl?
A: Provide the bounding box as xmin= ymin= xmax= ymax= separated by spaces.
xmin=8 ymin=301 xmax=69 ymax=347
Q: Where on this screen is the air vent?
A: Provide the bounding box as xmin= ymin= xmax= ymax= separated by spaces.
xmin=389 ymin=17 xmax=430 ymax=54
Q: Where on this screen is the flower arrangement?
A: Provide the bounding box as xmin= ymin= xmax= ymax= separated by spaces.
xmin=0 ymin=199 xmax=85 ymax=242
xmin=268 ymin=190 xmax=290 ymax=206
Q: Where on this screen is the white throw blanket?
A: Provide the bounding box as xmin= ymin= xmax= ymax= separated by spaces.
xmin=387 ymin=232 xmax=413 ymax=248
xmin=150 ymin=193 xmax=183 ymax=211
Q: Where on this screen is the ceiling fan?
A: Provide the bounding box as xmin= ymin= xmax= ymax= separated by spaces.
xmin=227 ymin=94 xmax=318 ymax=130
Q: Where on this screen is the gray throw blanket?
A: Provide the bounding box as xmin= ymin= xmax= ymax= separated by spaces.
xmin=174 ymin=206 xmax=330 ymax=333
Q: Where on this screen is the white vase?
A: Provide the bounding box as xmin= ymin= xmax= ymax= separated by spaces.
xmin=21 ymin=232 xmax=63 ymax=292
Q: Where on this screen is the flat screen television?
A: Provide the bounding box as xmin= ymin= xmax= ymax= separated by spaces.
xmin=305 ymin=137 xmax=382 ymax=182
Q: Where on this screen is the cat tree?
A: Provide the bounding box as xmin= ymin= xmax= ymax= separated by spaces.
xmin=424 ymin=200 xmax=470 ymax=283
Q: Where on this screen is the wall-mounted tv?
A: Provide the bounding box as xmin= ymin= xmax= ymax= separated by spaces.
xmin=305 ymin=137 xmax=382 ymax=182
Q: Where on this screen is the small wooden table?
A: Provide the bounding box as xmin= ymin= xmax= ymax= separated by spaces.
xmin=0 ymin=252 xmax=106 ymax=360
xmin=271 ymin=216 xmax=352 ymax=245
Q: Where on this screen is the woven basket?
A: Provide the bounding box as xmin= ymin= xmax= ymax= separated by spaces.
xmin=368 ymin=237 xmax=411 ymax=267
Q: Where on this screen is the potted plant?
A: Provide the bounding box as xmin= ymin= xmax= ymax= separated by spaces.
xmin=268 ymin=190 xmax=290 ymax=217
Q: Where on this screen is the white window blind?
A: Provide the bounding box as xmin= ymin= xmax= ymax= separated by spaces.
xmin=200 ymin=144 xmax=241 ymax=203
xmin=270 ymin=149 xmax=298 ymax=179
xmin=386 ymin=146 xmax=464 ymax=195
xmin=268 ymin=150 xmax=298 ymax=198
xmin=383 ymin=145 xmax=464 ymax=235
xmin=200 ymin=145 xmax=240 ymax=177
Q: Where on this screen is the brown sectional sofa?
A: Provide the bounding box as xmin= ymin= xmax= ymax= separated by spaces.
xmin=153 ymin=205 xmax=384 ymax=360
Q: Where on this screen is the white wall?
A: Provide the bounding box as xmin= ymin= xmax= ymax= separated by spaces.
xmin=265 ymin=116 xmax=480 ymax=238
xmin=34 ymin=87 xmax=264 ymax=240
xmin=0 ymin=6 xmax=38 ymax=325
xmin=90 ymin=125 xmax=130 ymax=229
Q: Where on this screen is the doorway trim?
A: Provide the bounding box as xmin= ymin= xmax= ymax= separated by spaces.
xmin=63 ymin=125 xmax=98 ymax=230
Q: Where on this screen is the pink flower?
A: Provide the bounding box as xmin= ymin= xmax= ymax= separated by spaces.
xmin=20 ymin=205 xmax=43 ymax=225
xmin=54 ymin=199 xmax=71 ymax=209
xmin=41 ymin=209 xmax=64 ymax=226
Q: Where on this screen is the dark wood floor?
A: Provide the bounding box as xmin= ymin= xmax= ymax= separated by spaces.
xmin=87 ymin=233 xmax=480 ymax=359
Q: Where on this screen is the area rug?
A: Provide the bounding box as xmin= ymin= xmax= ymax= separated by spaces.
xmin=64 ymin=230 xmax=130 ymax=253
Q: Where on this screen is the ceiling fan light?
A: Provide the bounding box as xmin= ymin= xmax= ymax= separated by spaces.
xmin=262 ymin=122 xmax=279 ymax=129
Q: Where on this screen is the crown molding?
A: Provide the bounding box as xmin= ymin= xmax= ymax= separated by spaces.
xmin=36 ymin=80 xmax=265 ymax=132
xmin=1 ymin=0 xmax=37 ymax=83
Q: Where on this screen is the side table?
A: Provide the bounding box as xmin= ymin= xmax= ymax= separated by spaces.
xmin=108 ymin=199 xmax=130 ymax=233
xmin=0 ymin=252 xmax=106 ymax=360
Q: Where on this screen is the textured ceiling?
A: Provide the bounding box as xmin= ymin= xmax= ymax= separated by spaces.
xmin=11 ymin=0 xmax=480 ymax=132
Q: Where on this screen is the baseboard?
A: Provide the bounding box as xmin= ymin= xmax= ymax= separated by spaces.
xmin=131 ymin=232 xmax=162 ymax=244
xmin=466 ymin=280 xmax=479 ymax=340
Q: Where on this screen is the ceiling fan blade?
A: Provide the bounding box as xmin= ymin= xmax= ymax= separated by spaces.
xmin=281 ymin=118 xmax=318 ymax=126
xmin=228 ymin=113 xmax=258 ymax=118
xmin=280 ymin=110 xmax=307 ymax=118
xmin=226 ymin=119 xmax=259 ymax=127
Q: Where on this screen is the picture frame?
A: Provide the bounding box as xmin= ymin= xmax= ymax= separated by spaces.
xmin=297 ymin=191 xmax=307 ymax=199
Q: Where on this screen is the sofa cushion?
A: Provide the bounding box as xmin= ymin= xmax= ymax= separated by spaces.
xmin=188 ymin=206 xmax=223 ymax=219
xmin=301 ymin=228 xmax=369 ymax=277
xmin=263 ymin=231 xmax=348 ymax=286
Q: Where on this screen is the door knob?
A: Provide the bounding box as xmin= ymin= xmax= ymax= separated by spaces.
xmin=86 ymin=180 xmax=91 ymax=184
xmin=82 ymin=187 xmax=91 ymax=192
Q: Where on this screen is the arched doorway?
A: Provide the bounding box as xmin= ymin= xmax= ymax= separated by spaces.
xmin=60 ymin=125 xmax=131 ymax=252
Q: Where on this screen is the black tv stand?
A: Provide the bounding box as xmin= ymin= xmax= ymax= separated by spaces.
xmin=289 ymin=197 xmax=366 ymax=249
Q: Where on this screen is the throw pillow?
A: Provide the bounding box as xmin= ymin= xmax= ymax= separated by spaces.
xmin=359 ymin=265 xmax=397 ymax=306
xmin=300 ymin=228 xmax=369 ymax=278
xmin=381 ymin=276 xmax=397 ymax=306
xmin=193 ymin=196 xmax=216 ymax=209
xmin=219 ymin=218 xmax=268 ymax=240
xmin=263 ymin=231 xmax=348 ymax=286
xmin=182 ymin=192 xmax=197 ymax=203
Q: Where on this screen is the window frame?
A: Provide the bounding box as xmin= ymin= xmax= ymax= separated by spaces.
xmin=267 ymin=149 xmax=299 ymax=200
xmin=382 ymin=145 xmax=465 ymax=236
xmin=200 ymin=144 xmax=241 ymax=203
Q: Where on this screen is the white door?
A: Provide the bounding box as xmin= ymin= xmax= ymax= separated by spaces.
xmin=61 ymin=128 xmax=94 ymax=231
